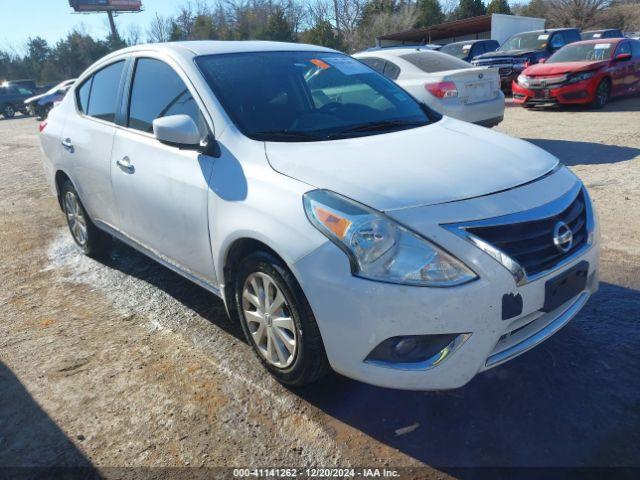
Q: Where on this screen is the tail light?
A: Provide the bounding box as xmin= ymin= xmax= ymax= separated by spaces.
xmin=425 ymin=81 xmax=458 ymax=99
xmin=39 ymin=121 xmax=47 ymax=133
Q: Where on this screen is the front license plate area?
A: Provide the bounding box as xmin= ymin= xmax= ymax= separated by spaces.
xmin=543 ymin=261 xmax=589 ymax=312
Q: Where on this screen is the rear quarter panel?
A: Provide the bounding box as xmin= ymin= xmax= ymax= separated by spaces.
xmin=39 ymin=99 xmax=70 ymax=196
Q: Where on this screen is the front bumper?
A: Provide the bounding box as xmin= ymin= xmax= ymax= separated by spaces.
xmin=292 ymin=168 xmax=599 ymax=390
xmin=512 ymin=78 xmax=597 ymax=106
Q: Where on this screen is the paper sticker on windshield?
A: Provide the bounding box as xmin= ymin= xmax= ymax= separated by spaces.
xmin=538 ymin=34 xmax=549 ymax=40
xmin=323 ymin=56 xmax=370 ymax=75
xmin=594 ymin=43 xmax=611 ymax=49
xmin=592 ymin=33 xmax=602 ymax=38
xmin=310 ymin=58 xmax=330 ymax=69
xmin=463 ymin=44 xmax=472 ymax=50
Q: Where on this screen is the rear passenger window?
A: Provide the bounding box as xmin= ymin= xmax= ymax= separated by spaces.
xmin=76 ymin=78 xmax=91 ymax=113
xmin=358 ymin=57 xmax=386 ymax=75
xmin=383 ymin=61 xmax=401 ymax=80
xmin=84 ymin=61 xmax=125 ymax=122
xmin=631 ymin=41 xmax=640 ymax=58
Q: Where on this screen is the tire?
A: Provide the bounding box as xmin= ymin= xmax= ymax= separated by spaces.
xmin=60 ymin=180 xmax=111 ymax=258
xmin=235 ymin=250 xmax=330 ymax=387
xmin=2 ymin=104 xmax=16 ymax=119
xmin=590 ymin=79 xmax=610 ymax=109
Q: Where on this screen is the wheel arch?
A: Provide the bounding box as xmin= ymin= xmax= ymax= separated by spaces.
xmin=221 ymin=236 xmax=291 ymax=316
xmin=54 ymin=170 xmax=72 ymax=210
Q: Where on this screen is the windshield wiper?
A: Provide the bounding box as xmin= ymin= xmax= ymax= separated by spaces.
xmin=327 ymin=120 xmax=427 ymax=139
xmin=251 ymin=130 xmax=322 ymax=141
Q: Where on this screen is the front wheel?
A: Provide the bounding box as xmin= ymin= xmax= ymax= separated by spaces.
xmin=235 ymin=251 xmax=330 ymax=387
xmin=61 ymin=180 xmax=111 ymax=258
xmin=2 ymin=104 xmax=16 ymax=119
xmin=590 ymin=79 xmax=610 ymax=109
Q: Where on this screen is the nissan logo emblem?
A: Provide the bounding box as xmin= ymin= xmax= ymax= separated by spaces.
xmin=553 ymin=221 xmax=573 ymax=253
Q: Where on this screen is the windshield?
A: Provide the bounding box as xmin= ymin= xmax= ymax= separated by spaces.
xmin=195 ymin=51 xmax=432 ymax=142
xmin=500 ymin=32 xmax=549 ymax=51
xmin=548 ymin=42 xmax=614 ymax=62
xmin=439 ymin=43 xmax=473 ymax=59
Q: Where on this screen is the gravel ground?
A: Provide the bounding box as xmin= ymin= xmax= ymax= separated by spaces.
xmin=0 ymin=96 xmax=639 ymax=477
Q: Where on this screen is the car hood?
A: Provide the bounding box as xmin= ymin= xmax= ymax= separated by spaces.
xmin=524 ymin=60 xmax=607 ymax=75
xmin=475 ymin=49 xmax=537 ymax=59
xmin=264 ymin=117 xmax=559 ymax=211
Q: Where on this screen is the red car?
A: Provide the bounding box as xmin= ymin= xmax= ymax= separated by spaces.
xmin=512 ymin=38 xmax=640 ymax=108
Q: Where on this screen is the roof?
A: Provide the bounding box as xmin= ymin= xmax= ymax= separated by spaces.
xmin=582 ymin=29 xmax=620 ymax=33
xmin=443 ymin=39 xmax=496 ymax=46
xmin=378 ymin=14 xmax=494 ymax=43
xmin=571 ymin=38 xmax=626 ymax=45
xmin=121 ymin=41 xmax=338 ymax=57
xmin=353 ymin=48 xmax=447 ymax=59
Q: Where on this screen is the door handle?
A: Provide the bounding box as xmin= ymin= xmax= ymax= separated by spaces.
xmin=61 ymin=138 xmax=74 ymax=152
xmin=116 ymin=156 xmax=135 ymax=174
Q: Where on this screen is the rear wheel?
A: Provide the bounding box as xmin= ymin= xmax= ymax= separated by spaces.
xmin=590 ymin=79 xmax=610 ymax=109
xmin=235 ymin=251 xmax=330 ymax=387
xmin=61 ymin=180 xmax=111 ymax=258
xmin=2 ymin=104 xmax=16 ymax=119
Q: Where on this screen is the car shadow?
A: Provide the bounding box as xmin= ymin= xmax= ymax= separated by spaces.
xmin=99 ymin=239 xmax=245 ymax=342
xmin=508 ymin=95 xmax=640 ymax=113
xmin=0 ymin=361 xmax=100 ymax=477
xmin=525 ymin=139 xmax=639 ymax=166
xmin=294 ymin=281 xmax=640 ymax=470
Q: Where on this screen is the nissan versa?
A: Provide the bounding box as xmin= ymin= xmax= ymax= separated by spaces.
xmin=39 ymin=42 xmax=600 ymax=390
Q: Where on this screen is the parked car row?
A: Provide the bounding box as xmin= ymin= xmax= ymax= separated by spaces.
xmin=0 ymin=79 xmax=75 ymax=120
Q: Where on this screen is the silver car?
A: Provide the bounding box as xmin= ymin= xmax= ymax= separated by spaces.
xmin=354 ymin=47 xmax=505 ymax=127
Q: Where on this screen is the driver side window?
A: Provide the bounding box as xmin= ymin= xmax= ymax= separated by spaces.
xmin=127 ymin=58 xmax=206 ymax=136
xmin=551 ymin=33 xmax=565 ymax=49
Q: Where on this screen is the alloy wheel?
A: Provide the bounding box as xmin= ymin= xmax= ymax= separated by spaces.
xmin=242 ymin=272 xmax=297 ymax=368
xmin=3 ymin=105 xmax=15 ymax=118
xmin=64 ymin=191 xmax=88 ymax=247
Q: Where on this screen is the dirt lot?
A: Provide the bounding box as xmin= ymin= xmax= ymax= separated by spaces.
xmin=1 ymin=97 xmax=639 ymax=477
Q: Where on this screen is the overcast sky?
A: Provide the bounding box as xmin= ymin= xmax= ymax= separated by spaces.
xmin=2 ymin=0 xmax=179 ymax=52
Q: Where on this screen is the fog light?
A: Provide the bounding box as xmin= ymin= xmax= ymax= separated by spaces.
xmin=365 ymin=334 xmax=463 ymax=365
xmin=394 ymin=338 xmax=418 ymax=357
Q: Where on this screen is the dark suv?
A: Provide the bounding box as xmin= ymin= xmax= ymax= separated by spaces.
xmin=0 ymin=84 xmax=35 ymax=119
xmin=581 ymin=29 xmax=624 ymax=40
xmin=472 ymin=28 xmax=581 ymax=90
xmin=440 ymin=39 xmax=500 ymax=63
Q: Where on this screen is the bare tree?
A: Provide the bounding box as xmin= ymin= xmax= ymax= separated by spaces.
xmin=349 ymin=3 xmax=418 ymax=51
xmin=147 ymin=13 xmax=171 ymax=42
xmin=546 ymin=0 xmax=613 ymax=28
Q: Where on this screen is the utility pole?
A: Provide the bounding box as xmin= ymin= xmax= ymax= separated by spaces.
xmin=107 ymin=10 xmax=119 ymax=39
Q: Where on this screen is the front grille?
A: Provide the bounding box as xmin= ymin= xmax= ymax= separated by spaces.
xmin=465 ymin=190 xmax=588 ymax=276
xmin=474 ymin=57 xmax=517 ymax=67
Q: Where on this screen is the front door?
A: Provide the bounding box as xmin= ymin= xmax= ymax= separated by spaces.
xmin=110 ymin=56 xmax=217 ymax=285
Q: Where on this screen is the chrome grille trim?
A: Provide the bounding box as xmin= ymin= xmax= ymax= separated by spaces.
xmin=444 ymin=183 xmax=595 ymax=286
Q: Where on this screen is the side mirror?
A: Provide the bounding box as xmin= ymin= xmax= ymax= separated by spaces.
xmin=538 ymin=58 xmax=546 ymax=64
xmin=614 ymin=53 xmax=632 ymax=62
xmin=153 ymin=115 xmax=202 ymax=150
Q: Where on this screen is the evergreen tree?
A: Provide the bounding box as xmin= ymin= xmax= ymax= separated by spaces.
xmin=454 ymin=0 xmax=487 ymax=19
xmin=487 ymin=0 xmax=512 ymax=14
xmin=300 ymin=20 xmax=344 ymax=50
xmin=415 ymin=0 xmax=445 ymax=28
xmin=193 ymin=15 xmax=217 ymax=40
xmin=258 ymin=7 xmax=295 ymax=42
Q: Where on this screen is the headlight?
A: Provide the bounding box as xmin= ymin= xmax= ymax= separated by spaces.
xmin=303 ymin=190 xmax=477 ymax=287
xmin=567 ymin=71 xmax=596 ymax=84
xmin=517 ymin=74 xmax=530 ymax=87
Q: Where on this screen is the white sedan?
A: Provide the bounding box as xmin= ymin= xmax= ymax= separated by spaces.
xmin=39 ymin=41 xmax=597 ymax=390
xmin=354 ymin=47 xmax=505 ymax=127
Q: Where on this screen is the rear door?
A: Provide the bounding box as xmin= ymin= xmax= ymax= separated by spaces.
xmin=60 ymin=59 xmax=127 ymax=227
xmin=110 ymin=54 xmax=217 ymax=284
xmin=631 ymin=40 xmax=640 ymax=94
